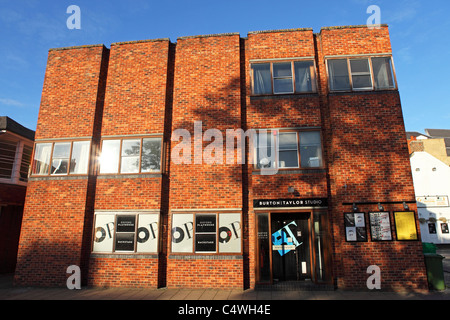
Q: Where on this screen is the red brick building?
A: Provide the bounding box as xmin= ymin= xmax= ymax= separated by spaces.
xmin=14 ymin=25 xmax=429 ymax=291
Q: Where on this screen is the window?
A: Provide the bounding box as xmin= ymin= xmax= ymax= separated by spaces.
xmin=371 ymin=57 xmax=395 ymax=90
xmin=350 ymin=59 xmax=372 ymax=90
xmin=327 ymin=59 xmax=350 ymax=91
xmin=254 ymin=130 xmax=323 ymax=170
xmin=327 ymin=56 xmax=396 ymax=92
xmin=171 ymin=213 xmax=242 ymax=254
xmin=20 ymin=145 xmax=33 ymax=182
xmin=92 ymin=212 xmax=159 ymax=253
xmin=99 ymin=137 xmax=162 ymax=174
xmin=31 ymin=141 xmax=91 ymax=176
xmin=251 ymin=60 xmax=317 ymax=95
xmin=0 ymin=141 xmax=17 ymax=179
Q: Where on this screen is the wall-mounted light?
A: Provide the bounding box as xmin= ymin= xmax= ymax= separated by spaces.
xmin=353 ymin=203 xmax=358 ymax=212
xmin=403 ymin=202 xmax=409 ymax=210
xmin=288 ymin=186 xmax=295 ymax=193
xmin=378 ymin=203 xmax=384 ymax=211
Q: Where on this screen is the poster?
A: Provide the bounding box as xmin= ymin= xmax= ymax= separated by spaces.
xmin=195 ymin=214 xmax=217 ymax=252
xmin=344 ymin=213 xmax=367 ymax=242
xmin=394 ymin=211 xmax=418 ymax=241
xmin=369 ymin=212 xmax=392 ymax=241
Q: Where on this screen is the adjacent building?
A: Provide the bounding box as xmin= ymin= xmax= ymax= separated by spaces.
xmin=0 ymin=117 xmax=34 ymax=273
xmin=408 ymin=129 xmax=450 ymax=244
xmin=14 ymin=25 xmax=429 ymax=292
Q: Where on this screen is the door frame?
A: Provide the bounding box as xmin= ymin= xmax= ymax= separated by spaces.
xmin=255 ymin=208 xmax=331 ymax=285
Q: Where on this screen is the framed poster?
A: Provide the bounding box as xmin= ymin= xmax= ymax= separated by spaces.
xmin=344 ymin=213 xmax=367 ymax=242
xmin=394 ymin=211 xmax=418 ymax=241
xmin=195 ymin=214 xmax=217 ymax=253
xmin=369 ymin=212 xmax=392 ymax=241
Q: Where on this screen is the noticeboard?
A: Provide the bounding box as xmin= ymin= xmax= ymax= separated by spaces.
xmin=344 ymin=213 xmax=367 ymax=242
xmin=394 ymin=211 xmax=418 ymax=241
xmin=369 ymin=212 xmax=392 ymax=241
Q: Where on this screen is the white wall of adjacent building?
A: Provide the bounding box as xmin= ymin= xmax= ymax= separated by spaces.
xmin=410 ymin=151 xmax=450 ymax=244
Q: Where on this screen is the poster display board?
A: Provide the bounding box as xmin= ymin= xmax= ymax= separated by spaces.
xmin=369 ymin=212 xmax=392 ymax=241
xmin=394 ymin=211 xmax=418 ymax=241
xmin=344 ymin=213 xmax=367 ymax=242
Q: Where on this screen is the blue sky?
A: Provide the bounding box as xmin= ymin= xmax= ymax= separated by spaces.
xmin=0 ymin=0 xmax=449 ymax=133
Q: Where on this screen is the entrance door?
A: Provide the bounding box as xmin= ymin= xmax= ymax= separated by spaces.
xmin=271 ymin=213 xmax=311 ymax=281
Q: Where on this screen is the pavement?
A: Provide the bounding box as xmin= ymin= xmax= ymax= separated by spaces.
xmin=1 ymin=246 xmax=449 ymax=301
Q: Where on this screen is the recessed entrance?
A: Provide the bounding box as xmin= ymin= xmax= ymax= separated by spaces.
xmin=271 ymin=213 xmax=311 ymax=282
xmin=255 ymin=210 xmax=332 ymax=287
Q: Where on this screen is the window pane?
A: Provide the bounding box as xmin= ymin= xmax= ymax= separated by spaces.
xmin=372 ymin=57 xmax=395 ymax=89
xmin=252 ymin=63 xmax=272 ymax=95
xmin=279 ymin=150 xmax=299 ymax=168
xmin=120 ymin=156 xmax=139 ymax=173
xmin=328 ymin=59 xmax=350 ymax=91
xmin=273 ymin=78 xmax=294 ymax=94
xmin=350 ymin=59 xmax=370 ymax=73
xmin=350 ymin=59 xmax=372 ymax=90
xmin=99 ymin=140 xmax=120 ymax=174
xmin=51 ymin=142 xmax=71 ymax=175
xmin=352 ymin=75 xmax=372 ymax=89
xmin=294 ymin=61 xmax=315 ymax=92
xmin=141 ymin=138 xmax=161 ymax=172
xmin=70 ymin=141 xmax=90 ymax=174
xmin=121 ymin=140 xmax=140 ymax=173
xmin=32 ymin=143 xmax=52 ymax=175
xmin=279 ymin=132 xmax=298 ymax=150
xmin=121 ymin=139 xmax=141 ymax=157
xmin=20 ymin=145 xmax=33 ymax=181
xmin=172 ymin=214 xmax=194 ymax=253
xmin=255 ymin=132 xmax=276 ymax=169
xmin=195 ymin=214 xmax=217 ymax=253
xmin=219 ymin=213 xmax=241 ymax=253
xmin=0 ymin=141 xmax=16 ymax=179
xmin=299 ymin=131 xmax=322 ymax=168
xmin=93 ymin=214 xmax=115 ymax=252
xmin=273 ymin=62 xmax=292 ymax=78
xmin=137 ymin=214 xmax=159 ymax=253
xmin=52 ymin=143 xmax=71 ymax=159
xmin=279 ymin=133 xmax=299 ymax=168
xmin=51 ymin=159 xmax=69 ymax=175
xmin=115 ymin=215 xmax=136 ymax=252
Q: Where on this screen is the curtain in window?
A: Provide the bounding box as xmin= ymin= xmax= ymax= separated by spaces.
xmin=295 ymin=61 xmax=314 ymax=92
xmin=372 ymin=57 xmax=395 ymax=89
xmin=70 ymin=141 xmax=90 ymax=174
xmin=33 ymin=143 xmax=52 ymax=175
xmin=252 ymin=64 xmax=272 ymax=94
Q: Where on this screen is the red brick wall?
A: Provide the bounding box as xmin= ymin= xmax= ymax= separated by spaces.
xmin=88 ymin=255 xmax=159 ymax=288
xmin=15 ymin=45 xmax=108 ymax=287
xmin=166 ymin=34 xmax=244 ymax=289
xmin=88 ymin=40 xmax=171 ymax=288
xmin=35 ymin=45 xmax=107 ymax=140
xmin=318 ymin=26 xmax=428 ymax=291
xmin=15 ymin=179 xmax=90 ymax=286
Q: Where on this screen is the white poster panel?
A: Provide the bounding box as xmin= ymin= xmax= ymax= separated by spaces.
xmin=218 ymin=213 xmax=242 ymax=253
xmin=136 ymin=214 xmax=159 ymax=253
xmin=93 ymin=214 xmax=115 ymax=252
xmin=172 ymin=214 xmax=194 ymax=253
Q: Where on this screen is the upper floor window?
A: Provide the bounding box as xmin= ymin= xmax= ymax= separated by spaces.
xmin=251 ymin=60 xmax=317 ymax=95
xmin=32 ymin=140 xmax=91 ymax=176
xmin=99 ymin=137 xmax=162 ymax=175
xmin=253 ymin=130 xmax=323 ymax=170
xmin=0 ymin=141 xmax=17 ymax=180
xmin=327 ymin=56 xmax=396 ymax=92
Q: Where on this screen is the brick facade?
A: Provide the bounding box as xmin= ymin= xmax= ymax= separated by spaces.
xmin=15 ymin=25 xmax=429 ymax=292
